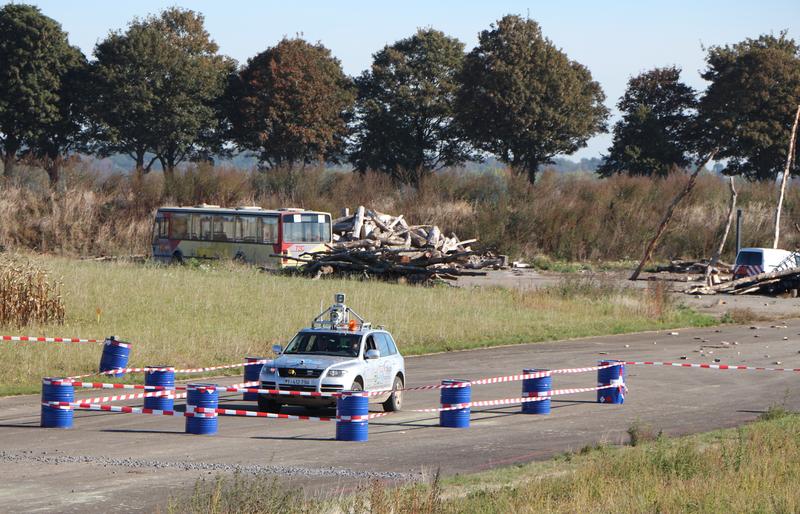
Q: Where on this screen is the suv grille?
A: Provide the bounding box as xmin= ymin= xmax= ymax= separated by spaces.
xmin=278 ymin=367 xmax=322 ymax=378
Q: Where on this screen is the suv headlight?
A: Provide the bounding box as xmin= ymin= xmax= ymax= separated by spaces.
xmin=327 ymin=369 xmax=347 ymax=377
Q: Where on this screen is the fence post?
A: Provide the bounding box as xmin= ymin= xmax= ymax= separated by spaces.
xmin=521 ymin=369 xmax=551 ymax=414
xmin=597 ymin=360 xmax=626 ymax=404
xmin=440 ymin=379 xmax=471 ymax=428
xmin=336 ymin=392 xmax=369 ymax=442
xmin=41 ymin=378 xmax=74 ymax=428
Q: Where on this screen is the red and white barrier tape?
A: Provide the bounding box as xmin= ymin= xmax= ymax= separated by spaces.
xmin=47 ymin=402 xmax=215 ymax=418
xmin=67 ymin=360 xmax=269 ymax=380
xmin=405 ymin=384 xmax=619 ymax=413
xmin=72 ymin=389 xmax=184 ymax=405
xmin=45 ymin=380 xmax=170 ymax=391
xmin=625 ymin=361 xmax=800 ymax=373
xmin=191 ymin=406 xmax=334 ymax=422
xmin=3 ymin=335 xmax=100 ymax=343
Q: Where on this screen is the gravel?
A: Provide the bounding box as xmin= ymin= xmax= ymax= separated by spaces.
xmin=0 ymin=449 xmax=421 ymax=481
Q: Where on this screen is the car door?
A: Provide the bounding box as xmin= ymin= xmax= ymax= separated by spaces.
xmin=362 ymin=334 xmax=382 ymax=390
xmin=374 ymin=333 xmax=397 ymax=390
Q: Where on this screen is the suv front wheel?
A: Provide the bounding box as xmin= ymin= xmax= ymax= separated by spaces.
xmin=382 ymin=375 xmax=403 ymax=412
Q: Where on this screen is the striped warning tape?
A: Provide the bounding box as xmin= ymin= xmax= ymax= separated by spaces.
xmin=405 ymin=384 xmax=618 ymax=413
xmin=72 ymin=390 xmax=181 ymax=405
xmin=3 ymin=335 xmax=101 ymax=343
xmin=192 ymin=406 xmax=334 ymax=422
xmin=624 ymin=361 xmax=800 ymax=372
xmin=45 ymin=402 xmax=214 ymax=417
xmin=363 ymin=363 xmax=622 ymax=397
xmin=67 ymin=360 xmax=269 ymax=380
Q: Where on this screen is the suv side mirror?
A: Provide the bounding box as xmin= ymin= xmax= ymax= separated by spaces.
xmin=365 ymin=349 xmax=380 ymax=360
xmin=272 ymin=344 xmax=283 ymax=355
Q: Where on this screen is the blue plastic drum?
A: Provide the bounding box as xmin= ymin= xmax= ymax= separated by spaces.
xmin=522 ymin=369 xmax=552 ymax=414
xmin=440 ymin=380 xmax=471 ymax=428
xmin=336 ymin=392 xmax=369 ymax=442
xmin=144 ymin=366 xmax=175 ymax=411
xmin=185 ymin=384 xmax=218 ymax=435
xmin=99 ymin=337 xmax=131 ymax=377
xmin=243 ymin=357 xmax=264 ymax=401
xmin=41 ymin=378 xmax=74 ymax=428
xmin=597 ymin=360 xmax=626 ymax=404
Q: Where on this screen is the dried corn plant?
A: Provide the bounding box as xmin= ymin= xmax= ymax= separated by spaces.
xmin=0 ymin=257 xmax=65 ymax=327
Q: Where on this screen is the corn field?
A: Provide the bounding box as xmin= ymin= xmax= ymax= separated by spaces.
xmin=0 ymin=257 xmax=65 ymax=327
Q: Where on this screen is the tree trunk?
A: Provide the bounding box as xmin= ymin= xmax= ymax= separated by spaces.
xmin=705 ymin=176 xmax=737 ymax=284
xmin=45 ymin=157 xmax=62 ymax=188
xmin=134 ymin=149 xmax=146 ymax=181
xmin=630 ymin=151 xmax=717 ymax=281
xmin=772 ymin=104 xmax=800 ymax=249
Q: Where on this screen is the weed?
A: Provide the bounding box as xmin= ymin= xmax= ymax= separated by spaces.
xmin=627 ymin=419 xmax=661 ymax=446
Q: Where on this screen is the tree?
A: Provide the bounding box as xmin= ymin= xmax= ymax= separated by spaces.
xmin=350 ymin=29 xmax=472 ymax=185
xmin=598 ymin=67 xmax=697 ymax=178
xmin=456 ymin=15 xmax=608 ymax=183
xmin=698 ymin=32 xmax=800 ymax=181
xmin=0 ymin=4 xmax=85 ymax=181
xmin=229 ymin=38 xmax=354 ymax=169
xmin=89 ymin=8 xmax=234 ymax=180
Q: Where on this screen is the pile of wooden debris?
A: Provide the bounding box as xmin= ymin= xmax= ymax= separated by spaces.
xmin=687 ymin=267 xmax=800 ymax=296
xmin=286 ymin=206 xmax=508 ymax=283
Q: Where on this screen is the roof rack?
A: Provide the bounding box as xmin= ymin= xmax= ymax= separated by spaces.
xmin=311 ymin=293 xmax=371 ymax=331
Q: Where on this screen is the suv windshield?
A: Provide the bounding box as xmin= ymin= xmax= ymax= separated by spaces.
xmin=284 ymin=332 xmax=361 ymax=357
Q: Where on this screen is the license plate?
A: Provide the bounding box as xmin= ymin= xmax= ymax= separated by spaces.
xmin=284 ymin=378 xmax=312 ymax=385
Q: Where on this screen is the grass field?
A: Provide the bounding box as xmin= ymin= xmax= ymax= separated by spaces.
xmin=171 ymin=410 xmax=800 ymax=513
xmin=0 ymin=254 xmax=715 ymax=395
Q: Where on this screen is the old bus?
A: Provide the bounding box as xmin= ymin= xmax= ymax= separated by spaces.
xmin=151 ymin=205 xmax=332 ymax=268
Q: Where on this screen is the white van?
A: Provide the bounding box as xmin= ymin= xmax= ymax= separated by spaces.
xmin=732 ymin=248 xmax=796 ymax=279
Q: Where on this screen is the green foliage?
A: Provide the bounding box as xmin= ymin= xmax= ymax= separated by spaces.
xmin=699 ymin=32 xmax=800 ymax=181
xmin=0 ymin=4 xmax=85 ymax=180
xmin=228 ymin=38 xmax=355 ymax=169
xmin=598 ymin=67 xmax=698 ymax=178
xmin=351 ymin=29 xmax=472 ymax=185
xmin=456 ymin=15 xmax=609 ymax=183
xmin=89 ymin=8 xmax=234 ymax=177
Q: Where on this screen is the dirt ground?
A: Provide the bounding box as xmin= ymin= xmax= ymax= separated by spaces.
xmin=457 ymin=268 xmax=800 ymax=320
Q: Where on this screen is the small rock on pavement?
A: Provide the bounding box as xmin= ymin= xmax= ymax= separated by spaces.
xmin=783 ymin=337 xmax=789 ymax=340
xmin=669 ymin=332 xmax=679 ymax=336
xmin=713 ymin=358 xmax=721 ymax=363
xmin=774 ymin=361 xmax=782 ymax=365
xmin=750 ymin=326 xmax=759 ymax=330
xmin=624 ymin=344 xmax=630 ymax=348
xmin=680 ymin=355 xmax=687 ymax=360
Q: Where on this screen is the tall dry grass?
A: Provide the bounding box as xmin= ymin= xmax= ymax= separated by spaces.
xmin=2 ymin=161 xmax=799 ymax=261
xmin=0 ymin=257 xmax=64 ymax=327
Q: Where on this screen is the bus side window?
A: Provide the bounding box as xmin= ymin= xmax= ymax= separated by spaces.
xmin=234 ymin=216 xmax=243 ymax=242
xmin=262 ymin=216 xmax=278 ymax=243
xmin=242 ymin=216 xmax=258 ymax=242
xmin=200 ymin=215 xmax=212 ymax=240
xmin=171 ymin=214 xmax=188 ymax=239
xmin=189 ymin=214 xmax=199 ymax=240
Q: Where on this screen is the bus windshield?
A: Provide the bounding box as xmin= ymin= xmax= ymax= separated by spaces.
xmin=282 ymin=213 xmax=331 ymax=243
xmin=284 ymin=332 xmax=361 ymax=357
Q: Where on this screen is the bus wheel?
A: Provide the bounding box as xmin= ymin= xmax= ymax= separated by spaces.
xmin=233 ymin=251 xmax=246 ymax=263
xmin=170 ymin=252 xmax=183 ymax=265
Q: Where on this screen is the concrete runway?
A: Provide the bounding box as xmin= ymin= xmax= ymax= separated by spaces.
xmin=1 ymin=321 xmax=800 ymax=512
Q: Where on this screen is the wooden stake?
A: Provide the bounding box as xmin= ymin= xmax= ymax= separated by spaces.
xmin=705 ymin=176 xmax=737 ymax=284
xmin=630 ymin=151 xmax=717 ymax=281
xmin=772 ymin=104 xmax=800 ymax=249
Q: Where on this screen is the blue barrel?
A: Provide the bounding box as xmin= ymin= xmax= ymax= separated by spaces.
xmin=440 ymin=380 xmax=471 ymax=428
xmin=185 ymin=384 xmax=218 ymax=435
xmin=243 ymin=357 xmax=264 ymax=401
xmin=144 ymin=366 xmax=175 ymax=411
xmin=336 ymin=392 xmax=369 ymax=442
xmin=598 ymin=360 xmax=626 ymax=404
xmin=99 ymin=337 xmax=131 ymax=377
xmin=41 ymin=378 xmax=74 ymax=428
xmin=522 ymin=369 xmax=552 ymax=414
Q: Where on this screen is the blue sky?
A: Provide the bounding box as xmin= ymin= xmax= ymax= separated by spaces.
xmin=14 ymin=0 xmax=800 ymax=159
